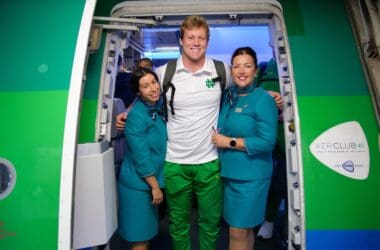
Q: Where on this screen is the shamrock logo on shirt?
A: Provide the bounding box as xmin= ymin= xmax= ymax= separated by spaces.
xmin=205 ymin=79 xmax=215 ymax=88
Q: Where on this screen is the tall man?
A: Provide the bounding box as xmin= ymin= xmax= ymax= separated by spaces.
xmin=155 ymin=15 xmax=226 ymax=250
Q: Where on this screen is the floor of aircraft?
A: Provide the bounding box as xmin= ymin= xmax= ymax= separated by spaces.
xmin=106 ymin=207 xmax=287 ymax=250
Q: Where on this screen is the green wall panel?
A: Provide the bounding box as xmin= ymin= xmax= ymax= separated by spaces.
xmin=84 ymin=38 xmax=106 ymax=100
xmin=0 ymin=90 xmax=68 ymax=249
xmin=285 ymin=0 xmax=369 ymax=97
xmin=78 ymin=34 xmax=107 ymax=142
xmin=78 ymin=100 xmax=98 ymax=143
xmin=95 ymin=0 xmax=124 ymax=16
xmin=298 ymin=95 xmax=380 ymax=229
xmin=279 ymin=0 xmax=305 ymax=36
xmin=0 ymin=1 xmax=85 ymax=91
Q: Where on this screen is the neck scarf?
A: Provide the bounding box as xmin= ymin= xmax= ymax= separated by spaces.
xmin=140 ymin=95 xmax=166 ymax=121
xmin=226 ymin=82 xmax=258 ymax=107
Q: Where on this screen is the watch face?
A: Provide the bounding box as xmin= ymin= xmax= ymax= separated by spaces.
xmin=230 ymin=139 xmax=236 ymax=147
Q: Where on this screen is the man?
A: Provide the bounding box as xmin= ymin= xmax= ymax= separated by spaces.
xmin=116 ymin=15 xmax=283 ymax=250
xmin=154 ymin=15 xmax=226 ymax=250
xmin=137 ymin=57 xmax=153 ymax=70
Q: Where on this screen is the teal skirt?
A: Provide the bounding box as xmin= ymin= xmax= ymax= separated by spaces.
xmin=223 ymin=177 xmax=271 ymax=228
xmin=117 ymin=184 xmax=158 ymax=242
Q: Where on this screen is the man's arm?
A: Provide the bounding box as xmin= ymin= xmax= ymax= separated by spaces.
xmin=267 ymin=90 xmax=283 ymax=109
xmin=116 ymin=112 xmax=127 ymax=130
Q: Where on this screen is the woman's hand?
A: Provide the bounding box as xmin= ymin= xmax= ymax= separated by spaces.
xmin=151 ymin=187 xmax=163 ymax=205
xmin=145 ymin=176 xmax=163 ymax=205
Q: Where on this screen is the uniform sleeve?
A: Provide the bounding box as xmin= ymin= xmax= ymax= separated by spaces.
xmin=124 ymin=109 xmax=156 ymax=177
xmin=244 ymin=94 xmax=278 ymax=156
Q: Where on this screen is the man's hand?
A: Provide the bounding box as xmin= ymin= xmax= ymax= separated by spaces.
xmin=268 ymin=91 xmax=283 ymax=109
xmin=116 ymin=112 xmax=127 ymax=130
xmin=211 ymin=129 xmax=229 ymax=149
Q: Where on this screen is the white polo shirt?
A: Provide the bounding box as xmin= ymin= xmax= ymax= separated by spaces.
xmin=156 ymin=57 xmax=230 ymax=164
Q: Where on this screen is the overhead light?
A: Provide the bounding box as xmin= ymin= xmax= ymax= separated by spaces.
xmin=144 ymin=51 xmax=180 ymax=59
xmin=155 ymin=46 xmax=179 ymax=51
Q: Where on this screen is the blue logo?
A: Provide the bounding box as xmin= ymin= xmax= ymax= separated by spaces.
xmin=342 ymin=161 xmax=354 ymax=172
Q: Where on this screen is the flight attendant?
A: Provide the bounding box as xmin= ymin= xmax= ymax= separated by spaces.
xmin=212 ymin=47 xmax=278 ymax=250
xmin=117 ymin=67 xmax=167 ymax=250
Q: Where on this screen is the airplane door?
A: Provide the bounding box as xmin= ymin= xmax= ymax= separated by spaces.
xmin=79 ymin=1 xmax=380 ymax=250
xmin=0 ymin=1 xmax=95 ymax=250
xmin=107 ymin=1 xmax=306 ymax=249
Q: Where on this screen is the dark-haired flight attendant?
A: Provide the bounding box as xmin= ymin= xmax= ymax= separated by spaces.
xmin=212 ymin=47 xmax=278 ymax=250
xmin=118 ymin=67 xmax=167 ymax=250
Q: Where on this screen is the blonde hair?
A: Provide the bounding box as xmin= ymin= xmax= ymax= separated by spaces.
xmin=180 ymin=15 xmax=210 ymax=40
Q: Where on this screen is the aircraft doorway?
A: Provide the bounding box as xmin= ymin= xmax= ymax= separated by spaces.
xmin=89 ymin=1 xmax=304 ymax=249
xmin=112 ymin=26 xmax=288 ymax=250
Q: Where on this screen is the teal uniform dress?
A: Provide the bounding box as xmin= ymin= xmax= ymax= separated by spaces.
xmin=218 ymin=84 xmax=278 ymax=228
xmin=118 ymin=97 xmax=167 ymax=242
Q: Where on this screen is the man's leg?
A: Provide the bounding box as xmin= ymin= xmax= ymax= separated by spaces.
xmin=164 ymin=161 xmax=193 ymax=250
xmin=194 ymin=160 xmax=223 ymax=250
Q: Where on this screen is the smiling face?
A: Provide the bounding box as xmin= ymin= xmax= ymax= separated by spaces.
xmin=231 ymin=53 xmax=257 ymax=89
xmin=138 ymin=73 xmax=160 ymax=105
xmin=180 ymin=26 xmax=209 ymax=65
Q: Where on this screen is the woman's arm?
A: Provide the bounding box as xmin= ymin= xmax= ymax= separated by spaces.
xmin=244 ymin=95 xmax=278 ymax=155
xmin=212 ymin=93 xmax=278 ymax=155
xmin=125 ymin=109 xmax=158 ymax=178
xmin=211 ymin=132 xmax=246 ymax=151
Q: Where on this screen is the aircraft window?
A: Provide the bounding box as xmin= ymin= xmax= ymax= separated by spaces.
xmin=0 ymin=158 xmax=16 ymax=200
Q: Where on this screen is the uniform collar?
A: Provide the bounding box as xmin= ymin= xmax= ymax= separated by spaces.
xmin=177 ymin=56 xmax=213 ymax=75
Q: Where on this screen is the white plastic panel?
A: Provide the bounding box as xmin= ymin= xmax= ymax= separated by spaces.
xmin=73 ymin=142 xmax=117 ymax=249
